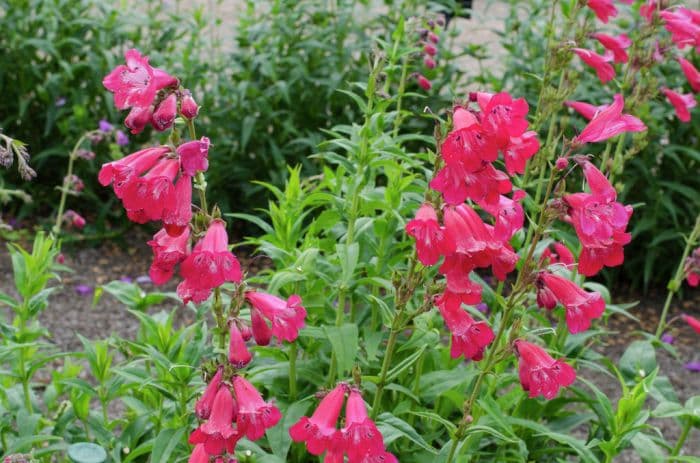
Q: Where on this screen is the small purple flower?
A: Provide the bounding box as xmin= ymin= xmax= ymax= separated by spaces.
xmin=661 ymin=333 xmax=674 ymax=344
xmin=74 ymin=284 xmax=93 ymax=296
xmin=476 ymin=303 xmax=489 ymax=315
xmin=119 ymin=276 xmax=133 ymax=283
xmin=55 ymin=97 xmax=67 ymax=107
xmin=99 ymin=119 xmax=114 ymax=132
xmin=136 ymin=275 xmax=151 ymax=285
xmin=684 ymin=361 xmax=700 ymax=372
xmin=116 ymin=130 xmax=129 ymax=146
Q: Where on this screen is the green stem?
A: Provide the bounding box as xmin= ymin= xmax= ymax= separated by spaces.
xmin=370 ymin=325 xmax=400 ymax=419
xmin=52 ymin=131 xmax=96 ymax=236
xmin=213 ymin=287 xmax=226 ymax=349
xmin=655 ymin=215 xmax=700 ymax=339
xmin=671 ymin=418 xmax=692 ymax=457
xmin=289 ymin=342 xmax=298 ymax=401
xmin=392 ymin=58 xmax=409 ymax=138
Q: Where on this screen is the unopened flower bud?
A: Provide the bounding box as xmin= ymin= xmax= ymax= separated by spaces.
xmin=76 ymin=149 xmax=95 ymax=160
xmin=428 ymin=32 xmax=439 ymax=44
xmin=424 ymin=43 xmax=437 ymax=56
xmin=417 ymin=74 xmax=432 ymax=91
xmin=67 ymin=174 xmax=84 ymax=192
xmin=0 ymin=146 xmax=12 ymax=168
xmin=424 ymin=56 xmax=436 ymax=69
xmin=124 ymin=105 xmax=152 ymax=134
xmin=152 ymin=93 xmax=177 ymax=131
xmin=180 ymin=90 xmax=199 ymax=119
xmin=436 ymin=17 xmax=445 ymax=27
xmin=63 ymin=210 xmax=86 ymax=229
xmin=116 ymin=130 xmax=129 ymax=147
xmin=98 ymin=119 xmax=114 ymax=132
xmin=555 ymin=157 xmax=568 ymax=170
xmin=56 ymin=253 xmax=65 ymax=264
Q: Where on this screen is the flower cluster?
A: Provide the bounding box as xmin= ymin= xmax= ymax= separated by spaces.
xmin=575 ymin=2 xmax=699 ymax=123
xmin=415 ymin=19 xmax=443 ymax=91
xmin=290 ymin=384 xmax=397 ymax=462
xmin=101 ymin=49 xmax=309 ymax=462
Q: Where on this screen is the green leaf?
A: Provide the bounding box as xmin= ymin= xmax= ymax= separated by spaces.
xmin=631 ymin=433 xmax=664 ymax=463
xmin=337 ymin=243 xmax=359 ymax=285
xmin=377 ymin=412 xmax=438 ymax=455
xmin=150 ymin=427 xmax=185 ymax=463
xmin=268 ymin=400 xmax=309 ymax=460
xmin=324 ymin=323 xmax=358 ymax=375
xmin=508 ymin=417 xmax=597 ymax=463
xmin=619 ymin=341 xmax=656 ymax=380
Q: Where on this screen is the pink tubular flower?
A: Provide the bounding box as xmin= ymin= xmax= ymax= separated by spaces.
xmin=232 ymin=376 xmax=281 ymax=441
xmin=564 ymin=100 xmax=609 ymax=121
xmin=177 ymin=137 xmax=210 ymax=176
xmin=405 ymin=203 xmax=454 ymax=266
xmin=452 ymin=106 xmax=478 ymax=129
xmin=121 ymin=158 xmax=179 ymax=223
xmin=430 ymin=162 xmax=512 ymax=206
xmin=477 ymin=92 xmax=530 ymax=148
xmin=178 ymin=219 xmax=242 ymax=302
xmin=195 ymin=368 xmax=223 ymax=420
xmin=681 ymin=314 xmax=700 ymax=334
xmin=437 ymin=297 xmax=494 ymax=360
xmin=102 ymin=49 xmax=177 ymax=110
xmin=417 ymin=74 xmax=432 ymax=91
xmin=148 ymin=227 xmax=190 ymax=285
xmin=685 ymin=248 xmax=700 ymax=286
xmin=515 ymin=340 xmax=576 ymax=399
xmin=289 ymin=384 xmax=346 ymax=456
xmin=540 ymin=242 xmax=575 ymax=267
xmin=245 ymin=292 xmax=307 ymax=343
xmin=188 ymin=444 xmax=209 ymax=463
xmin=162 ymin=175 xmax=193 ymax=237
xmin=678 ymin=57 xmax=700 ymax=93
xmin=98 ymin=146 xmax=169 ymax=197
xmin=639 ymin=0 xmax=657 ymax=23
xmin=152 ymin=93 xmax=178 ymax=131
xmin=181 ymin=90 xmax=200 ymax=119
xmin=537 ymin=272 xmax=606 ymax=334
xmin=661 ymin=88 xmax=697 ymax=122
xmin=124 ymin=105 xmax=153 ymax=134
xmin=592 ymin=33 xmax=632 ymax=63
xmin=587 ymin=0 xmax=617 ymax=23
xmin=574 ymin=94 xmax=646 ymax=144
xmin=251 ymin=308 xmax=272 ymax=346
xmin=573 ymin=48 xmax=616 ymax=84
xmin=660 ymin=8 xmax=700 ymax=51
xmin=503 ymin=131 xmax=539 ymax=175
xmin=229 ymin=324 xmax=252 ymax=368
xmin=340 ymin=390 xmax=386 ymax=461
xmin=189 ymin=386 xmax=240 ymax=455
xmin=476 ymin=190 xmax=526 ymax=242
xmin=441 ymin=124 xmax=499 ymax=170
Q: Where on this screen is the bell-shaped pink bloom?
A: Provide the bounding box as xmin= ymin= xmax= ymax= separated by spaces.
xmin=660 ymin=8 xmax=700 ymax=51
xmin=195 ymin=368 xmax=223 ymax=420
xmin=229 ymin=323 xmax=252 ymax=368
xmin=540 ymin=242 xmax=575 ymax=267
xmin=124 ymin=105 xmax=153 ymax=134
xmin=358 ymin=451 xmax=399 ymax=463
xmin=289 ymin=384 xmax=346 ymax=455
xmin=98 ymin=146 xmax=169 ymax=197
xmin=340 ymin=390 xmax=386 ymax=461
xmin=251 ymin=308 xmax=273 ymax=346
xmin=453 ymin=106 xmax=478 ymax=130
xmin=477 ymin=92 xmax=530 ymax=148
xmin=578 ymin=236 xmax=629 ymax=276
xmin=121 ymin=158 xmax=179 ymax=223
xmin=177 ymin=279 xmax=214 ymax=305
xmin=102 ymin=49 xmax=178 ymax=110
xmin=177 ymin=137 xmax=210 ymax=176
xmin=639 ymin=0 xmax=657 ymax=23
xmin=430 ymin=162 xmax=512 ymax=206
xmin=503 ymin=131 xmax=539 ymax=175
xmin=189 ymin=386 xmax=240 ymax=455
xmin=405 ymin=203 xmax=454 ymax=266
xmin=678 ymin=57 xmax=700 ymax=93
xmin=437 ymin=298 xmax=494 ymax=361
xmin=573 ymin=48 xmax=616 ymax=84
xmin=592 ymin=33 xmax=632 ymax=63
xmin=180 ymin=219 xmax=242 ymax=294
xmin=232 ymin=376 xmax=281 ymax=440
xmin=564 ymin=100 xmax=609 ymax=121
xmin=188 ymin=444 xmax=209 ymax=463
xmin=537 ymin=272 xmax=606 ymax=334
xmin=148 ymin=227 xmax=190 ymax=285
xmin=587 ymin=0 xmax=617 ymax=23
xmin=245 ymin=292 xmax=306 ymax=343
xmin=152 ymin=93 xmax=178 ymax=131
xmin=661 ymin=88 xmax=697 ymax=122
xmin=441 ymin=125 xmax=499 ymax=170
xmin=574 ymin=94 xmax=646 ymax=144
xmin=515 ymin=340 xmax=576 ymax=399
xmin=162 ymin=175 xmax=193 ymax=237
xmin=435 ymin=285 xmax=483 ymax=312
xmin=681 ymin=314 xmax=700 ymax=334
xmin=181 ymin=90 xmax=200 ymax=119
xmin=417 ymin=74 xmax=432 ymax=91
xmin=476 ymin=190 xmax=526 ymax=242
